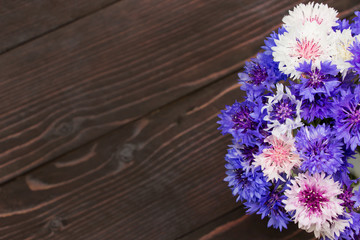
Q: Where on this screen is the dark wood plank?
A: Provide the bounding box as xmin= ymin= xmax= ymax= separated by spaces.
xmin=178 ymin=209 xmax=313 ymax=240
xmin=0 ymin=0 xmax=315 ymax=183
xmin=0 ymin=0 xmax=119 ymax=54
xmin=0 ymin=71 xmax=242 ymax=239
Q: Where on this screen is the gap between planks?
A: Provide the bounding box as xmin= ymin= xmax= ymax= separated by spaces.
xmin=0 ymin=0 xmax=122 ymax=55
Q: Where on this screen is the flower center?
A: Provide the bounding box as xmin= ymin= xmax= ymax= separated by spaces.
xmin=263 ymin=139 xmax=291 ymax=165
xmin=308 ymin=138 xmax=329 ymax=156
xmin=234 ymin=169 xmax=249 ymax=187
xmin=232 ymin=107 xmax=256 ymax=131
xmin=345 ymin=104 xmax=360 ymax=133
xmin=248 ymin=64 xmax=268 ymax=86
xmin=294 ymin=38 xmax=322 ymax=60
xmin=299 ymin=186 xmax=328 ymax=213
xmin=338 ymin=188 xmax=355 ymax=210
xmin=270 ymin=99 xmax=297 ymax=124
xmin=266 ymin=190 xmax=281 ymax=208
xmin=306 ymin=69 xmax=326 ymax=89
xmin=264 ymin=147 xmax=289 ymax=164
xmin=305 ymin=15 xmax=323 ymax=25
xmin=241 ymin=145 xmax=259 ymax=164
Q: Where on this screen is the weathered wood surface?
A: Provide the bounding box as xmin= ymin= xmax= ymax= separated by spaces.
xmin=0 ymin=72 xmax=313 ymax=240
xmin=0 ymin=0 xmax=118 ymax=54
xmin=0 ymin=0 xmax=359 ymax=239
xmin=0 ymin=71 xmax=240 ymax=239
xmin=178 ymin=210 xmax=314 ymax=240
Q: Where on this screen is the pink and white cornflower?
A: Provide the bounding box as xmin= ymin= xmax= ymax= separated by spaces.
xmin=282 ymin=2 xmax=338 ymax=32
xmin=253 ymin=132 xmax=301 ymax=182
xmin=263 ymin=83 xmax=302 ymax=135
xmin=283 ymin=172 xmax=351 ymax=240
xmin=329 ymin=29 xmax=356 ymax=76
xmin=272 ymin=22 xmax=334 ymax=78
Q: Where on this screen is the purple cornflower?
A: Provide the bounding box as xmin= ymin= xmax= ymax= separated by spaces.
xmin=263 ymin=83 xmax=302 ymax=135
xmin=300 ymin=94 xmax=333 ymax=121
xmin=224 ymin=145 xmax=270 ymax=203
xmin=295 ymin=61 xmax=340 ymax=102
xmin=234 ymin=143 xmax=262 ymax=173
xmin=238 ymin=52 xmax=286 ymax=96
xmin=295 ymin=124 xmax=344 ymax=175
xmin=333 ymin=86 xmax=360 ymax=150
xmin=333 ymin=148 xmax=355 ymax=187
xmin=226 ymin=141 xmax=265 ymax=174
xmin=336 ymin=212 xmax=360 ymax=240
xmin=350 ymin=11 xmax=360 ymax=35
xmin=333 ymin=19 xmax=351 ymax=32
xmin=352 ymin=189 xmax=360 ymax=209
xmin=339 ymin=186 xmax=356 ymax=210
xmin=269 ymin=98 xmax=297 ymax=124
xmin=245 ymin=181 xmax=290 ymax=231
xmin=218 ymin=100 xmax=264 ymax=144
xmin=262 ymin=26 xmax=287 ymax=55
xmin=348 ymin=38 xmax=360 ymax=76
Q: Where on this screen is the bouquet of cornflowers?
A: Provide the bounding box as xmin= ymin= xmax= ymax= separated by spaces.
xmin=217 ymin=2 xmax=360 ymax=240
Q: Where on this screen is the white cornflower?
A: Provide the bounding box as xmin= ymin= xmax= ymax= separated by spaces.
xmin=272 ymin=22 xmax=334 ymax=78
xmin=329 ymin=29 xmax=356 ymax=76
xmin=283 ymin=2 xmax=338 ymax=32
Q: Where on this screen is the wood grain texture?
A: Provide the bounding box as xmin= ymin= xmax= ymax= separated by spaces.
xmin=0 ymin=0 xmax=315 ymax=184
xmin=0 ymin=72 xmax=243 ymax=239
xmin=1 ymin=1 xmax=360 ymax=240
xmin=178 ymin=209 xmax=313 ymax=240
xmin=0 ymin=0 xmax=119 ymax=54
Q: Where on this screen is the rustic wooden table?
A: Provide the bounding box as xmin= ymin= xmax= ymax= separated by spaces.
xmin=0 ymin=0 xmax=359 ymax=239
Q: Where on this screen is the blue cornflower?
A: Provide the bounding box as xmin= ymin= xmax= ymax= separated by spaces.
xmin=339 ymin=186 xmax=356 ymax=210
xmin=244 ymin=181 xmax=290 ymax=231
xmin=295 ymin=61 xmax=340 ymax=102
xmin=238 ymin=52 xmax=286 ymax=95
xmin=300 ymin=94 xmax=333 ymax=121
xmin=269 ymin=97 xmax=297 ymax=124
xmin=217 ymin=100 xmax=265 ymax=144
xmin=348 ymin=38 xmax=360 ymax=76
xmin=333 ymin=147 xmax=355 ymax=187
xmin=333 ymin=19 xmax=351 ymax=32
xmin=335 ymin=72 xmax=358 ymax=93
xmin=333 ymin=86 xmax=360 ymax=150
xmin=224 ymin=145 xmax=270 ymax=203
xmin=295 ymin=124 xmax=344 ymax=175
xmin=228 ymin=141 xmax=264 ymax=174
xmin=262 ymin=26 xmax=287 ymax=56
xmin=336 ymin=212 xmax=360 ymax=240
xmin=352 ymin=188 xmax=360 ymax=209
xmin=351 ymin=11 xmax=360 ymax=35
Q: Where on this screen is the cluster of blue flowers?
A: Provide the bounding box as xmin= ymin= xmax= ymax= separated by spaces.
xmin=218 ymin=3 xmax=360 ymax=239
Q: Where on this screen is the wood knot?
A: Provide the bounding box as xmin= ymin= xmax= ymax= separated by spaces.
xmin=54 ymin=122 xmax=74 ymax=137
xmin=111 ymin=144 xmax=136 ymax=173
xmin=48 ymin=216 xmax=66 ymax=233
xmin=116 ymin=144 xmax=136 ymax=162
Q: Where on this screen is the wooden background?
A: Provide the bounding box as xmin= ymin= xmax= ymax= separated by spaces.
xmin=0 ymin=1 xmax=359 ymax=239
